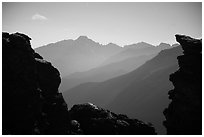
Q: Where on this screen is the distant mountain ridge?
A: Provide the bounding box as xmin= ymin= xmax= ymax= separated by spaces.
xmin=35 ymin=36 xmax=175 ymax=77
xmin=35 ymin=36 xmax=123 ymax=76
xmin=59 ymin=54 xmax=156 ymax=92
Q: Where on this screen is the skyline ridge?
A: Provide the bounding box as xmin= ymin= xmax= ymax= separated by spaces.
xmin=35 ymin=34 xmax=177 ymax=49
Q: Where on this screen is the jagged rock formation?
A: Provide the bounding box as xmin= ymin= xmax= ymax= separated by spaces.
xmin=163 ymin=35 xmax=202 ymax=135
xmin=2 ymin=32 xmax=156 ymax=135
xmin=2 ymin=32 xmax=69 ymax=134
xmin=69 ymin=103 xmax=156 ymax=135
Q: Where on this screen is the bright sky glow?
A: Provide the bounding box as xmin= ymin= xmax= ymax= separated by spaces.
xmin=2 ymin=2 xmax=202 ymax=48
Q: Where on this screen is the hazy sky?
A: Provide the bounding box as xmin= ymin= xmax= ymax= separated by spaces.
xmin=2 ymin=2 xmax=202 ymax=48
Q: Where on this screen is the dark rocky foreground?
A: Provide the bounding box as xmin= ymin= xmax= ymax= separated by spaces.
xmin=163 ymin=35 xmax=202 ymax=134
xmin=2 ymin=32 xmax=156 ymax=135
xmin=68 ymin=103 xmax=155 ymax=134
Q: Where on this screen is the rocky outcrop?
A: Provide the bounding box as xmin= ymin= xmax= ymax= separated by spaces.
xmin=163 ymin=35 xmax=202 ymax=134
xmin=2 ymin=32 xmax=69 ymax=134
xmin=68 ymin=103 xmax=156 ymax=135
xmin=3 ymin=32 xmax=156 ymax=135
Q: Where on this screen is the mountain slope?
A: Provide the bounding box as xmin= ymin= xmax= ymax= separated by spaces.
xmin=59 ymin=53 xmax=156 ymax=92
xmin=35 ymin=36 xmax=123 ymax=76
xmin=57 ymin=41 xmax=174 ymax=92
xmin=99 ymin=42 xmax=171 ymax=67
xmin=62 ymin=45 xmax=183 ymax=134
xmin=106 ymin=46 xmax=183 ymax=134
xmin=35 ymin=37 xmax=174 ymax=78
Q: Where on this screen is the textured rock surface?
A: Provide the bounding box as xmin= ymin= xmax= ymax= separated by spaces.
xmin=163 ymin=34 xmax=202 ymax=135
xmin=2 ymin=32 xmax=69 ymax=134
xmin=69 ymin=103 xmax=156 ymax=135
xmin=2 ymin=32 xmax=156 ymax=135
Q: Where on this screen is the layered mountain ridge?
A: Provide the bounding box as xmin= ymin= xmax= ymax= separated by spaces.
xmin=62 ymin=44 xmax=183 ymax=134
xmin=35 ymin=36 xmax=174 ymax=77
xmin=35 ymin=35 xmax=175 ymax=93
xmin=35 ymin=36 xmax=123 ymax=77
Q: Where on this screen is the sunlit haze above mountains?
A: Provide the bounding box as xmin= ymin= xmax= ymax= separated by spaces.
xmin=2 ymin=2 xmax=201 ymax=48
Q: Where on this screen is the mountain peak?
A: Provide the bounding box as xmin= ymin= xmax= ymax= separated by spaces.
xmin=107 ymin=42 xmax=119 ymax=47
xmin=124 ymin=42 xmax=154 ymax=49
xmin=75 ymin=36 xmax=95 ymax=44
xmin=157 ymin=42 xmax=171 ymax=50
xmin=158 ymin=42 xmax=171 ymax=47
xmin=77 ymin=35 xmax=89 ymax=40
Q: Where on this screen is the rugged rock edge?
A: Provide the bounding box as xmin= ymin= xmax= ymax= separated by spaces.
xmin=163 ymin=34 xmax=202 ymax=135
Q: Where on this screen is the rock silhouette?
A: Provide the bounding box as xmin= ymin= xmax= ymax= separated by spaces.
xmin=2 ymin=32 xmax=70 ymax=134
xmin=2 ymin=32 xmax=156 ymax=135
xmin=163 ymin=35 xmax=202 ymax=135
xmin=68 ymin=103 xmax=156 ymax=135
